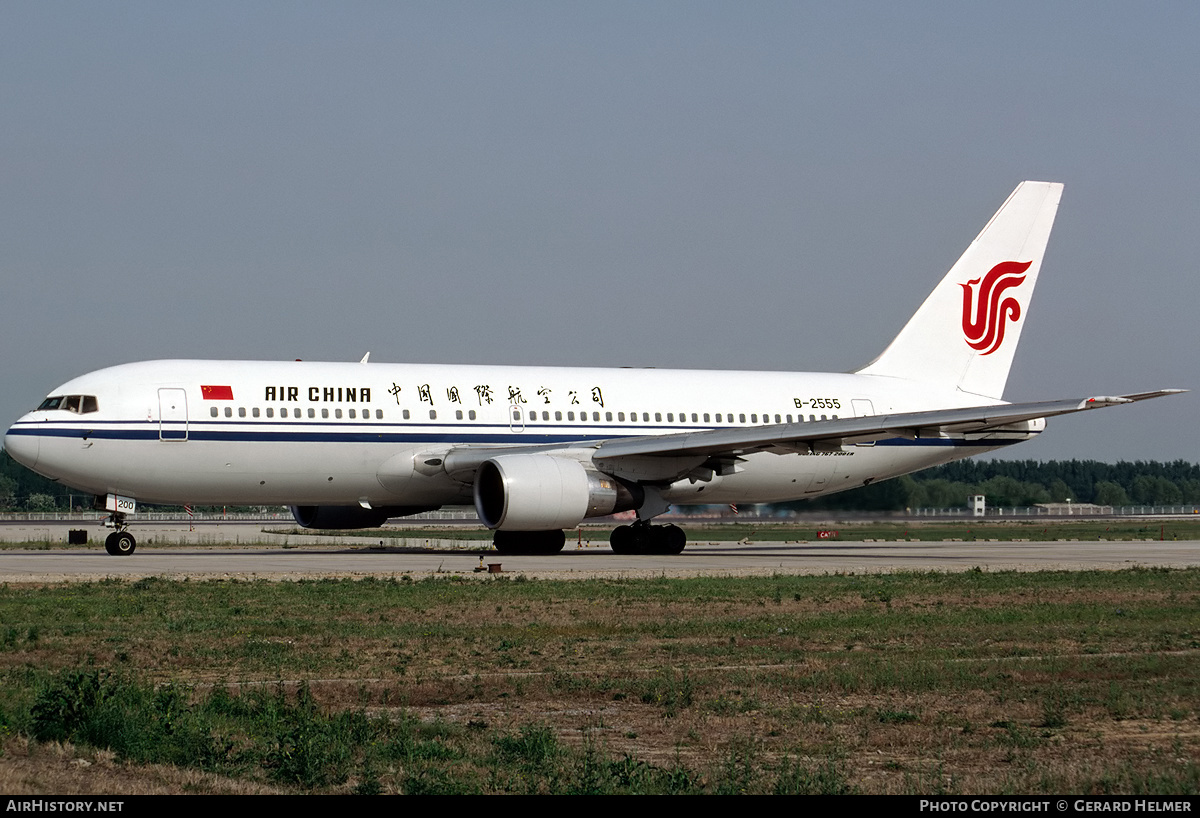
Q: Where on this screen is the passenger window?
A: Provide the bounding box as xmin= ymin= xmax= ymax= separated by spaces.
xmin=307 ymin=408 xmax=315 ymax=418
xmin=321 ymin=408 xmax=328 ymax=418
xmin=593 ymin=412 xmax=600 ymax=421
xmin=469 ymin=410 xmax=477 ymax=420
xmin=210 ymin=407 xmax=218 ymax=417
xmin=691 ymin=413 xmax=698 ymax=422
xmin=348 ymin=409 xmax=355 ymax=419
xmin=703 ymin=413 xmax=710 ymax=422
xmin=266 ymin=408 xmax=274 ymax=418
xmin=667 ymin=413 xmax=673 ymax=422
xmin=618 ymin=412 xmax=625 ymax=421
xmin=225 ymin=407 xmax=233 ymax=418
xmin=281 ymin=408 xmax=288 ymax=418
xmin=605 ymin=412 xmax=612 ymax=421
xmin=252 ymin=407 xmax=260 ymax=418
xmin=542 ymin=411 xmax=549 ymax=421
xmin=567 ymin=411 xmax=574 ymax=421
xmin=429 ymin=410 xmax=437 ymax=420
xmin=399 ymin=409 xmax=406 ymax=419
xmin=555 ymin=411 xmax=562 ymax=421
xmin=655 ymin=413 xmax=661 ymax=422
xmin=456 ymin=410 xmax=463 ymax=420
xmin=376 ymin=410 xmax=383 ymax=419
xmin=336 ymin=409 xmax=344 ymax=419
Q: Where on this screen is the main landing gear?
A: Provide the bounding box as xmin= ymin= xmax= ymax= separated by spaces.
xmin=492 ymin=529 xmax=566 ymax=555
xmin=609 ymin=522 xmax=686 ymax=555
xmin=489 ymin=522 xmax=689 ymax=556
xmin=102 ymin=511 xmax=136 ymax=556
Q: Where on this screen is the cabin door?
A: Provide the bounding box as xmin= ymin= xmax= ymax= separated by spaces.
xmin=852 ymin=399 xmax=876 ymax=447
xmin=158 ymin=388 xmax=188 ymax=441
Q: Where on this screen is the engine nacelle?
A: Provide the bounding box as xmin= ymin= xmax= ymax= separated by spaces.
xmin=289 ymin=504 xmax=438 ymax=530
xmin=474 ymin=454 xmax=642 ymax=531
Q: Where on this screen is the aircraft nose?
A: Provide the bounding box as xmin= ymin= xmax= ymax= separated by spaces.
xmin=4 ymin=417 xmax=40 ymax=470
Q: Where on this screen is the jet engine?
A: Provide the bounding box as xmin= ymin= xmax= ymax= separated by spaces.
xmin=474 ymin=454 xmax=642 ymax=531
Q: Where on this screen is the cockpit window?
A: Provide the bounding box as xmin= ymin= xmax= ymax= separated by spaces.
xmin=37 ymin=395 xmax=98 ymax=414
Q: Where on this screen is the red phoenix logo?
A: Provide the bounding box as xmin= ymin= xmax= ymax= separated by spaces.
xmin=960 ymin=260 xmax=1031 ymax=355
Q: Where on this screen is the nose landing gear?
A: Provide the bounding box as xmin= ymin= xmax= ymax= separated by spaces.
xmin=104 ymin=529 xmax=136 ymax=556
xmin=102 ymin=510 xmax=136 ymax=556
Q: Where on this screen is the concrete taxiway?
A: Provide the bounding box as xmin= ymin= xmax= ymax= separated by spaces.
xmin=1 ymin=521 xmax=1197 ymax=582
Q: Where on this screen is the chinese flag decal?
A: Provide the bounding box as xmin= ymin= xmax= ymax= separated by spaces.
xmin=201 ymin=385 xmax=234 ymax=400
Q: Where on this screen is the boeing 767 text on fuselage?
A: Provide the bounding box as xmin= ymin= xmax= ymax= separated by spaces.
xmin=3 ymin=182 xmax=1182 ymax=556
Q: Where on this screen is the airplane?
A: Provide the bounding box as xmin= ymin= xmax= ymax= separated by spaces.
xmin=3 ymin=181 xmax=1182 ymax=557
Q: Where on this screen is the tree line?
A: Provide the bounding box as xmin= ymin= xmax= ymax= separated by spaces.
xmin=794 ymin=459 xmax=1200 ymax=511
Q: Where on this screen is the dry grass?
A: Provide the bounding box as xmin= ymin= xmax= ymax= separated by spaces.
xmin=0 ymin=569 xmax=1197 ymax=793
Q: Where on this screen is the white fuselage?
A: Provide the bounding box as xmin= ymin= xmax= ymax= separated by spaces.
xmin=3 ymin=359 xmax=1036 ymax=511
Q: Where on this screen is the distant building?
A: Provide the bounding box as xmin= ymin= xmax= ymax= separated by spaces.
xmin=969 ymin=495 xmax=985 ymax=517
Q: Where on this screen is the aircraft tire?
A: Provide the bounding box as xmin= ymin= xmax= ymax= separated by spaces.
xmin=609 ymin=525 xmax=635 ymax=554
xmin=659 ymin=524 xmax=687 ymax=555
xmin=493 ymin=529 xmax=565 ymax=555
xmin=105 ymin=531 xmax=136 ymax=556
xmin=610 ymin=524 xmax=686 ymax=555
xmin=539 ymin=529 xmax=566 ymax=554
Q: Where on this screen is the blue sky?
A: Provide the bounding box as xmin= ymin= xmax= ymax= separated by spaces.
xmin=3 ymin=1 xmax=1197 ymax=462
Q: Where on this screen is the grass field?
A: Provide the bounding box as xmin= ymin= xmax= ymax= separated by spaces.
xmin=1 ymin=568 xmax=1197 ymax=793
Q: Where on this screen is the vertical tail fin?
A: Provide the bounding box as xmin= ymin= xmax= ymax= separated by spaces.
xmin=856 ymin=181 xmax=1064 ymax=400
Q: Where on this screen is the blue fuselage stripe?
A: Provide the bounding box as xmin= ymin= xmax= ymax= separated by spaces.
xmin=6 ymin=421 xmax=1031 ymax=448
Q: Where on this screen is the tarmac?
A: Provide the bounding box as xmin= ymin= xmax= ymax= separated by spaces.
xmin=1 ymin=521 xmax=1197 ymax=582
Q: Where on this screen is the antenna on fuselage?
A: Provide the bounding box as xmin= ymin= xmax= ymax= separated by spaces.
xmin=360 ymin=352 xmax=370 ymax=364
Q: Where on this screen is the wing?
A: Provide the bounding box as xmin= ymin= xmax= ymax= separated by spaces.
xmin=592 ymin=391 xmax=1183 ymax=461
xmin=439 ymin=390 xmax=1184 ymax=482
